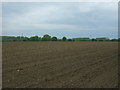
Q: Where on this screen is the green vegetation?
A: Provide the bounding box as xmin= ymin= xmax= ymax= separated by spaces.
xmin=1 ymin=35 xmax=119 ymax=42
xmin=51 ymin=37 xmax=57 ymax=41
xmin=42 ymin=34 xmax=51 ymax=41
xmin=62 ymin=37 xmax=67 ymax=41
xmin=29 ymin=36 xmax=41 ymax=41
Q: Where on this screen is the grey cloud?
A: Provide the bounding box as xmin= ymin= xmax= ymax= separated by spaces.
xmin=2 ymin=2 xmax=118 ymax=38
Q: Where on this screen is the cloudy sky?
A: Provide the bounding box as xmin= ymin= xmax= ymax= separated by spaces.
xmin=2 ymin=2 xmax=118 ymax=38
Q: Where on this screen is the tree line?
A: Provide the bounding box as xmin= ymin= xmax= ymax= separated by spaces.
xmin=2 ymin=34 xmax=69 ymax=42
xmin=1 ymin=34 xmax=120 ymax=42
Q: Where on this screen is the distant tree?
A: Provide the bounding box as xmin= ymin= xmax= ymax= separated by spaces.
xmin=92 ymin=38 xmax=97 ymax=41
xmin=62 ymin=37 xmax=67 ymax=41
xmin=42 ymin=34 xmax=51 ymax=41
xmin=118 ymin=38 xmax=120 ymax=41
xmin=16 ymin=36 xmax=21 ymax=40
xmin=72 ymin=39 xmax=75 ymax=41
xmin=51 ymin=37 xmax=57 ymax=41
xmin=30 ymin=36 xmax=39 ymax=41
xmin=38 ymin=37 xmax=42 ymax=41
xmin=23 ymin=37 xmax=29 ymax=41
xmin=68 ymin=39 xmax=72 ymax=41
xmin=58 ymin=39 xmax=62 ymax=41
xmin=111 ymin=39 xmax=118 ymax=41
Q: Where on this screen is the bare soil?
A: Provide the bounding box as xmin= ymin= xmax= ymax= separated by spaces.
xmin=2 ymin=42 xmax=118 ymax=88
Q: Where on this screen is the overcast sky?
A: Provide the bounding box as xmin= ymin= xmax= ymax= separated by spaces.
xmin=2 ymin=2 xmax=118 ymax=38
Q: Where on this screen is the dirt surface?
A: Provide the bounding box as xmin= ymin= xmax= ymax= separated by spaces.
xmin=2 ymin=42 xmax=118 ymax=88
xmin=0 ymin=42 xmax=2 ymax=89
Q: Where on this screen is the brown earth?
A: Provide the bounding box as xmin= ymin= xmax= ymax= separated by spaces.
xmin=2 ymin=42 xmax=118 ymax=88
xmin=0 ymin=42 xmax=2 ymax=89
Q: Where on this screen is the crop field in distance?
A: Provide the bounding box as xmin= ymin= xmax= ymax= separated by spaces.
xmin=2 ymin=42 xmax=118 ymax=88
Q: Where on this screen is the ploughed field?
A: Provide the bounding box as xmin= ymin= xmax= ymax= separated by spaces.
xmin=2 ymin=42 xmax=118 ymax=88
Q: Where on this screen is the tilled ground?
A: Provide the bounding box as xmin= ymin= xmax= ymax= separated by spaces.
xmin=0 ymin=42 xmax=2 ymax=89
xmin=2 ymin=42 xmax=118 ymax=88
